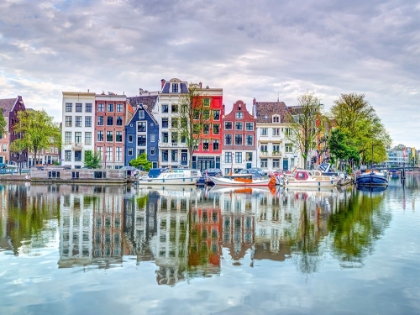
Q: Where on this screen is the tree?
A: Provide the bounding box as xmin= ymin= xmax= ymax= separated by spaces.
xmin=177 ymin=84 xmax=206 ymax=168
xmin=0 ymin=108 xmax=6 ymax=138
xmin=328 ymin=129 xmax=360 ymax=171
xmin=12 ymin=110 xmax=61 ymax=166
xmin=84 ymin=150 xmax=102 ymax=169
xmin=129 ymin=153 xmax=152 ymax=171
xmin=286 ymin=93 xmax=324 ymax=169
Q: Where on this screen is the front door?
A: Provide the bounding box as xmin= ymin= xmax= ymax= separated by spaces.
xmin=283 ymin=159 xmax=289 ymax=170
xmin=181 ymin=152 xmax=188 ymax=166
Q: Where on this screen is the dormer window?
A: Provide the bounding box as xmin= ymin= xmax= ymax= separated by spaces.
xmin=272 ymin=115 xmax=280 ymax=123
xmin=172 ymin=84 xmax=179 ymax=93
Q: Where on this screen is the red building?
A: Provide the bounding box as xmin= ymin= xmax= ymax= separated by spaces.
xmin=192 ymin=83 xmax=223 ymax=170
xmin=221 ymin=100 xmax=257 ymax=174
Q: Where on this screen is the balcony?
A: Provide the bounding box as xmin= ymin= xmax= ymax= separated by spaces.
xmin=158 ymin=142 xmax=187 ymax=148
xmin=259 ymin=151 xmax=282 ymax=157
xmin=72 ymin=142 xmax=84 ymax=150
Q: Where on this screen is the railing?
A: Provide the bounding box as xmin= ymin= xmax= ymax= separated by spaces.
xmin=158 ymin=142 xmax=187 ymax=148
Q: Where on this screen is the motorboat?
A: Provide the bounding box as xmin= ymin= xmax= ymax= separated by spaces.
xmin=283 ymin=169 xmax=339 ymax=188
xmin=209 ymin=173 xmax=277 ymax=187
xmin=355 ymin=170 xmax=388 ymax=186
xmin=138 ymin=168 xmax=202 ymax=185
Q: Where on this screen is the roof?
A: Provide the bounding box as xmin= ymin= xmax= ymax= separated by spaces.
xmin=161 ymin=82 xmax=188 ymax=94
xmin=0 ymin=98 xmax=17 ymax=117
xmin=255 ymin=101 xmax=290 ymax=123
xmin=127 ymin=95 xmax=158 ymax=114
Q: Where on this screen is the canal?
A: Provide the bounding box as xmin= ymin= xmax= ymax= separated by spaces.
xmin=0 ymin=175 xmax=419 ymax=314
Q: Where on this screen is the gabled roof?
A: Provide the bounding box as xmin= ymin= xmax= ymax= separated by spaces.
xmin=127 ymin=95 xmax=158 ymax=114
xmin=255 ymin=101 xmax=290 ymax=123
xmin=0 ymin=97 xmax=18 ymax=117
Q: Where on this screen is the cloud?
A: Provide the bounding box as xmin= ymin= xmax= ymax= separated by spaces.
xmin=0 ymin=0 xmax=419 ymax=147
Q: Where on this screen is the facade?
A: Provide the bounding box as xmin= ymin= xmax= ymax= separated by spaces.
xmin=254 ymin=99 xmax=300 ymax=172
xmin=221 ymin=100 xmax=257 ymax=175
xmin=0 ymin=96 xmax=28 ymax=167
xmin=94 ymin=93 xmax=127 ymax=169
xmin=192 ymin=83 xmax=223 ymax=170
xmin=62 ymin=92 xmax=96 ymax=169
xmin=126 ymin=95 xmax=159 ymax=168
xmin=153 ymin=78 xmax=190 ymax=168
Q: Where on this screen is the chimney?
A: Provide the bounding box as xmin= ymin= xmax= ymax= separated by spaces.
xmin=161 ymin=79 xmax=166 ymax=89
xmin=139 ymin=88 xmax=144 ymax=95
xmin=199 ymin=82 xmax=202 ymax=88
xmin=253 ymin=97 xmax=256 ymax=105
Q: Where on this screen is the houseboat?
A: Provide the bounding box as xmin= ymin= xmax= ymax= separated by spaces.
xmin=138 ymin=168 xmax=202 ymax=185
xmin=282 ymin=169 xmax=339 ymax=188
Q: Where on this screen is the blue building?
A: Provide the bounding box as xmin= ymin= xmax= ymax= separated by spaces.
xmin=125 ymin=95 xmax=159 ymax=168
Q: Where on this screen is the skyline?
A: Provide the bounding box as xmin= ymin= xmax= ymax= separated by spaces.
xmin=0 ymin=0 xmax=419 ymax=148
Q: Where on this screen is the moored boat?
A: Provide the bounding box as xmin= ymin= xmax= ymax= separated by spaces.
xmin=355 ymin=170 xmax=388 ymax=186
xmin=283 ymin=169 xmax=338 ymax=188
xmin=209 ymin=173 xmax=277 ymax=187
xmin=138 ymin=168 xmax=201 ymax=185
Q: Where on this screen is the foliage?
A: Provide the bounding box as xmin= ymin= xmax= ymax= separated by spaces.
xmin=330 ymin=93 xmax=391 ymax=164
xmin=10 ymin=110 xmax=61 ymax=164
xmin=129 ymin=153 xmax=152 ymax=171
xmin=84 ymin=150 xmax=102 ymax=169
xmin=0 ymin=108 xmax=6 ymax=138
xmin=136 ymin=195 xmax=149 ymax=208
xmin=177 ymin=84 xmax=206 ymax=168
xmin=286 ymin=93 xmax=325 ymax=169
xmin=328 ymin=129 xmax=360 ymax=170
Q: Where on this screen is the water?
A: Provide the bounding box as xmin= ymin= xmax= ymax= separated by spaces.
xmin=0 ymin=176 xmax=419 ymax=315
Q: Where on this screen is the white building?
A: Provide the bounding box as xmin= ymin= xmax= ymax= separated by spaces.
xmin=61 ymin=92 xmax=96 ymax=168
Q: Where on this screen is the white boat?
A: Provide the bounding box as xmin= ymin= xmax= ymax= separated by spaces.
xmin=283 ymin=169 xmax=338 ymax=188
xmin=138 ymin=168 xmax=201 ymax=185
xmin=209 ymin=173 xmax=277 ymax=187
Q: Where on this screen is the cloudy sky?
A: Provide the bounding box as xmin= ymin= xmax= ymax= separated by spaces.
xmin=0 ymin=0 xmax=419 ymax=148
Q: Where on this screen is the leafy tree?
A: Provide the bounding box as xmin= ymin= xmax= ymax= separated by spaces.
xmin=177 ymin=84 xmax=206 ymax=168
xmin=129 ymin=153 xmax=152 ymax=171
xmin=286 ymin=93 xmax=324 ymax=169
xmin=328 ymin=129 xmax=360 ymax=170
xmin=84 ymin=150 xmax=102 ymax=169
xmin=0 ymin=108 xmax=6 ymax=138
xmin=11 ymin=110 xmax=61 ymax=165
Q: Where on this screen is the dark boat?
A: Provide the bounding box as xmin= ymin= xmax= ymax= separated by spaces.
xmin=355 ymin=170 xmax=388 ymax=186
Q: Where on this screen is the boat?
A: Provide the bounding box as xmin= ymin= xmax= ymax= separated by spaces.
xmin=138 ymin=168 xmax=201 ymax=185
xmin=355 ymin=170 xmax=388 ymax=186
xmin=208 ymin=173 xmax=277 ymax=187
xmin=283 ymin=169 xmax=339 ymax=188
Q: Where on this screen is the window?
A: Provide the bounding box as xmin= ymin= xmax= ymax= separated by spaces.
xmin=224 ymin=122 xmax=232 ymax=130
xmin=107 ymin=103 xmax=114 ymax=112
xmin=261 ymin=144 xmax=268 ymax=152
xmin=272 ymin=115 xmax=280 ymax=123
xmin=235 ymin=112 xmax=243 ymax=119
xmin=116 ymin=104 xmax=123 ymax=112
xmin=116 ymin=147 xmax=122 ymax=162
xmin=65 ymin=132 xmax=71 ymax=144
xmin=213 ymin=124 xmax=220 ymax=134
xmin=203 ymin=141 xmax=209 ymax=151
xmin=162 ymin=132 xmax=168 ymax=143
xmin=213 ymin=110 xmax=220 ymax=120
xmin=85 ymin=103 xmax=92 ymax=112
xmin=203 ymin=110 xmax=210 ymax=120
xmin=172 ymin=83 xmax=178 ymax=93
xmin=162 ymin=118 xmax=168 ymax=128
xmin=138 ymin=122 xmax=146 ymax=132
xmin=138 ymin=136 xmax=146 ymax=146
xmin=260 ymin=158 xmax=267 ymax=168
xmin=285 ymin=128 xmax=291 ymax=136
xmin=171 ymin=150 xmax=178 ymax=162
xmin=65 ymin=103 xmax=72 ymax=112
xmin=246 ymin=122 xmax=254 ymax=131
xmin=128 ymin=148 xmax=133 ymax=156
xmin=150 ymin=134 xmax=156 ymax=142
xmin=75 ymin=132 xmax=82 ymax=143
xmin=171 ymin=104 xmax=178 ymax=113
xmin=75 ymin=116 xmax=82 ymax=127
xmin=171 ymin=118 xmax=178 ymax=128
xmin=97 ymin=147 xmax=103 ymax=159
xmin=273 ymin=143 xmax=280 ymax=152
xmin=246 ymin=152 xmax=253 ymax=161
xmin=85 ymin=132 xmax=92 ymax=145
xmin=65 ymin=116 xmax=72 ymax=127
xmin=273 ymin=128 xmax=280 ymax=136
xmin=150 ymin=147 xmax=155 ymax=155
xmin=75 ymin=151 xmax=82 ymax=162
xmin=162 ymin=105 xmax=168 ymax=113
xmin=261 ymin=128 xmax=268 ymax=136
xmin=76 ymin=103 xmax=82 ymax=112
xmin=116 ymin=131 xmax=122 ymax=142
xmin=65 ymin=150 xmax=71 ymax=161
xmin=107 ymin=131 xmax=113 ymax=142
xmin=97 ymin=116 xmax=104 ymax=126
xmin=225 ymin=134 xmax=232 ymax=145
xmin=235 ymin=134 xmax=242 ymax=145
xmin=162 ymin=150 xmax=169 ymax=162
xmin=246 ymin=135 xmax=253 ymax=146
xmin=273 ymin=159 xmax=280 ymax=168
xmin=225 ymin=152 xmax=232 ymax=163
xmin=85 ymin=116 xmax=92 ymax=127
xmin=213 ymin=140 xmax=219 ymax=151
xmin=203 ymin=98 xmax=210 ymax=107
xmin=235 ymin=122 xmax=243 ymax=130
xmin=97 ymin=131 xmax=104 ymax=142
xmin=116 ymin=116 xmax=123 ymax=126
xmin=128 ymin=135 xmax=133 ymax=143
xmin=285 ymin=143 xmax=293 ymax=153
xmin=107 ymin=116 xmax=113 ymax=126
xmin=235 ymin=152 xmax=242 ymax=163
xmin=203 ymin=124 xmax=210 ymax=134
xmin=106 ymin=147 xmax=112 ymax=162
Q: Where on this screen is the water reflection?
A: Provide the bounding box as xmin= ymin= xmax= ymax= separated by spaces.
xmin=0 ymin=182 xmax=395 ymax=282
